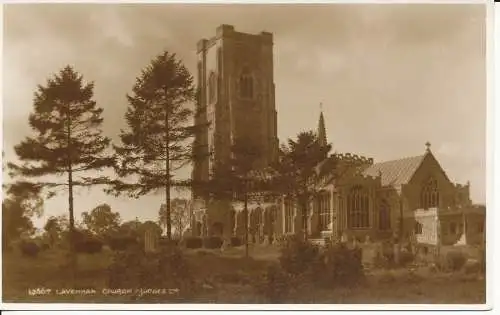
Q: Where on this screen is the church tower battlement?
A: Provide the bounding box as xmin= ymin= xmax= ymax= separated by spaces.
xmin=193 ymin=24 xmax=279 ymax=198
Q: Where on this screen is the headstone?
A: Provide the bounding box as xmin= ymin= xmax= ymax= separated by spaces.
xmin=144 ymin=229 xmax=159 ymax=253
xmin=341 ymin=232 xmax=348 ymax=244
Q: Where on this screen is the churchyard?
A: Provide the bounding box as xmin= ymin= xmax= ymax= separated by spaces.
xmin=3 ymin=237 xmax=486 ymax=304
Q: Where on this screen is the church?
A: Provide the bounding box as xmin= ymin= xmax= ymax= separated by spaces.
xmin=190 ymin=24 xmax=485 ymax=248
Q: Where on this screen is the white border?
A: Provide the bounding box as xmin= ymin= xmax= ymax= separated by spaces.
xmin=1 ymin=0 xmax=496 ymax=312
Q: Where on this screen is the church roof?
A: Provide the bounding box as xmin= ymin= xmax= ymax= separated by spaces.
xmin=361 ymin=155 xmax=425 ymax=187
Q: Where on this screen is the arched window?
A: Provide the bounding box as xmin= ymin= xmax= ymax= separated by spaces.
xmin=208 ymin=72 xmax=217 ymax=104
xmin=420 ymin=177 xmax=439 ymax=209
xmin=318 ymin=192 xmax=331 ymax=231
xmin=239 ymin=67 xmax=254 ymax=99
xmin=284 ymin=198 xmax=294 ymax=233
xmin=347 ymin=186 xmax=370 ymax=229
xmin=379 ymin=199 xmax=391 ymax=230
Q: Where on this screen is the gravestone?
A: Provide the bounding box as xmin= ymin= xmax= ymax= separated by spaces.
xmin=144 ymin=228 xmax=159 ymax=253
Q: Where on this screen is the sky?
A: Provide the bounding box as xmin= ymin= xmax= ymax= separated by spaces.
xmin=3 ymin=3 xmax=486 ymax=229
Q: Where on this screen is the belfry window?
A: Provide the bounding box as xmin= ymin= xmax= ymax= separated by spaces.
xmin=239 ymin=68 xmax=254 ymax=99
xmin=420 ymin=177 xmax=439 ymax=209
xmin=347 ymin=186 xmax=370 ymax=229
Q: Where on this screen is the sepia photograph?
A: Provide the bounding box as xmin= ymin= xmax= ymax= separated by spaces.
xmin=2 ymin=1 xmax=489 ymax=309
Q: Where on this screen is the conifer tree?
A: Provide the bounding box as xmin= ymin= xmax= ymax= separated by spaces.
xmin=273 ymin=131 xmax=333 ymax=240
xmin=8 ymin=66 xmax=114 ymax=254
xmin=108 ymin=51 xmax=199 ymax=240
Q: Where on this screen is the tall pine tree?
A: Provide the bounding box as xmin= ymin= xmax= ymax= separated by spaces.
xmin=108 ymin=51 xmax=199 ymax=240
xmin=273 ymin=131 xmax=333 ymax=240
xmin=8 ymin=66 xmax=114 ymax=253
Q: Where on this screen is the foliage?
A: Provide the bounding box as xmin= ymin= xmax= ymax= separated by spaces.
xmin=81 ymin=203 xmax=121 ymax=239
xmin=19 ymin=241 xmax=40 ymax=258
xmin=254 ymin=263 xmax=295 ymax=303
xmin=272 ymin=131 xmax=333 ymax=236
xmin=278 ymin=235 xmax=321 ymax=276
xmin=74 ymin=238 xmax=103 ymax=254
xmin=184 ymin=237 xmax=202 ymax=249
xmin=438 ymin=251 xmax=467 ymax=272
xmin=107 ymin=244 xmax=195 ymax=300
xmin=7 ymin=66 xmax=114 ymax=255
xmin=399 ymin=249 xmax=415 ymax=267
xmin=319 ymin=242 xmax=365 ymax=288
xmin=159 ymin=237 xmax=179 ymax=248
xmin=231 ymin=236 xmax=243 ymax=247
xmin=2 ymin=182 xmax=44 ymax=250
xmin=159 ymin=198 xmax=190 ymax=239
xmin=108 ymin=51 xmax=200 ymax=240
xmin=202 ymin=236 xmax=223 ymax=249
xmin=108 ymin=236 xmax=138 ymax=251
xmin=43 ymin=215 xmax=67 ymax=248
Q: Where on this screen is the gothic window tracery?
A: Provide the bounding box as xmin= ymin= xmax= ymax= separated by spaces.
xmin=420 ymin=177 xmax=439 ymax=209
xmin=347 ymin=186 xmax=370 ymax=229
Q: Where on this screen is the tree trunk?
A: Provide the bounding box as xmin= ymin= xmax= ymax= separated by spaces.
xmin=244 ymin=188 xmax=249 ymax=258
xmin=165 ymin=107 xmax=172 ymax=240
xmin=66 ymin=104 xmax=76 ymax=283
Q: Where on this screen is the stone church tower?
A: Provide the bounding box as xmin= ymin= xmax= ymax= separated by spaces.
xmin=193 ymin=24 xmax=278 ymax=197
xmin=191 ymin=25 xmax=279 ymax=238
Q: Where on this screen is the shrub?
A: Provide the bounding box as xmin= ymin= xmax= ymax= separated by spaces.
xmin=75 ymin=238 xmax=103 ymax=254
xmin=320 ymin=242 xmax=365 ymax=288
xmin=19 ymin=241 xmax=40 ymax=258
xmin=40 ymin=243 xmax=50 ymax=251
xmin=184 ymin=237 xmax=202 ymax=249
xmin=279 ymin=235 xmax=320 ymax=276
xmin=254 ymin=264 xmax=294 ymax=303
xmin=108 ymin=236 xmax=138 ymax=251
xmin=202 ymin=236 xmax=223 ymax=249
xmin=159 ymin=238 xmax=179 ymax=248
xmin=230 ymin=236 xmax=242 ymax=247
xmin=107 ymin=245 xmax=194 ymax=300
xmin=443 ymin=251 xmax=467 ymax=272
xmin=399 ymin=250 xmax=415 ymax=267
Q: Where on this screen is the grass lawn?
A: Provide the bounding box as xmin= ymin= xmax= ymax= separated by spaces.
xmin=2 ymin=244 xmax=486 ymax=304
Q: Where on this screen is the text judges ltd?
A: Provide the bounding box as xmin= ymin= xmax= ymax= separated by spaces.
xmin=27 ymin=288 xmax=180 ymax=296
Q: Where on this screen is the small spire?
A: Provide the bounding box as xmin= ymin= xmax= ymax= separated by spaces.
xmin=317 ymin=104 xmax=327 ymax=149
xmin=425 ymin=141 xmax=431 ymax=152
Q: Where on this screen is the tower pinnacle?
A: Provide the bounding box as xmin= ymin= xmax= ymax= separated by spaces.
xmin=317 ymin=104 xmax=327 ymax=148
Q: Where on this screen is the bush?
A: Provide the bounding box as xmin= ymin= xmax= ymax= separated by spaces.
xmin=230 ymin=236 xmax=242 ymax=247
xmin=184 ymin=237 xmax=202 ymax=249
xmin=107 ymin=245 xmax=194 ymax=300
xmin=75 ymin=238 xmax=103 ymax=254
xmin=254 ymin=264 xmax=294 ymax=303
xmin=202 ymin=236 xmax=223 ymax=249
xmin=399 ymin=250 xmax=415 ymax=267
xmin=19 ymin=241 xmax=40 ymax=258
xmin=279 ymin=235 xmax=320 ymax=276
xmin=159 ymin=238 xmax=179 ymax=248
xmin=441 ymin=251 xmax=467 ymax=272
xmin=40 ymin=243 xmax=50 ymax=251
xmin=320 ymin=242 xmax=365 ymax=288
xmin=108 ymin=236 xmax=138 ymax=251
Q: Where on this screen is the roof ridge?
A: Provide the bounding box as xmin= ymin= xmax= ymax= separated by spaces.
xmin=372 ymin=154 xmax=425 ymax=165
